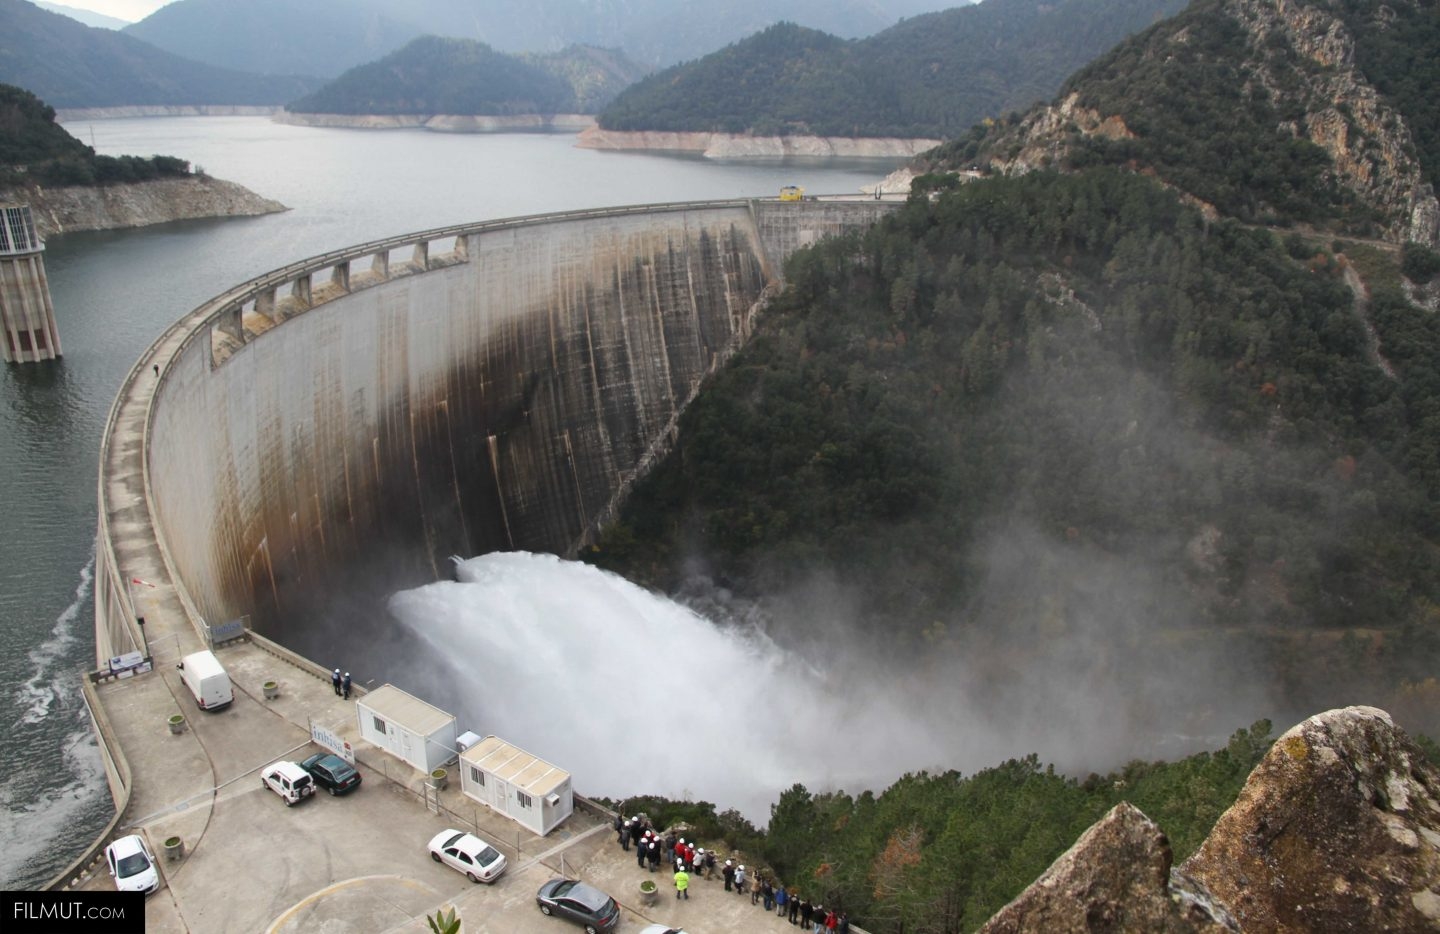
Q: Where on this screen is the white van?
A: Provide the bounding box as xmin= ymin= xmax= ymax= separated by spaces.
xmin=177 ymin=649 xmax=233 ymax=711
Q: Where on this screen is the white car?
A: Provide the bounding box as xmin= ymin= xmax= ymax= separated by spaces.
xmin=260 ymin=760 xmax=316 ymax=805
xmin=428 ymin=828 xmax=507 ymax=883
xmin=104 ymin=834 xmax=159 ymax=894
xmin=639 ymin=927 xmax=688 ymax=934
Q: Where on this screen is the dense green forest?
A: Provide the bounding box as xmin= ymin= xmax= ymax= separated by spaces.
xmin=597 ymin=0 xmax=1188 ymax=138
xmin=616 ymin=720 xmax=1276 ymax=931
xmin=0 ymin=0 xmax=316 ymax=108
xmin=0 ymin=84 xmax=192 ymax=186
xmin=591 ymin=170 xmax=1440 ymax=738
xmin=286 ymin=36 xmax=644 ymax=115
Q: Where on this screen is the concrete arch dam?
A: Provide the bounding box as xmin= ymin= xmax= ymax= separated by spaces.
xmin=97 ymin=198 xmax=896 ymax=658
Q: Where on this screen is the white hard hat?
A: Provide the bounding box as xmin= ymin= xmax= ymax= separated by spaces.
xmin=738 ymin=865 xmax=745 ymax=871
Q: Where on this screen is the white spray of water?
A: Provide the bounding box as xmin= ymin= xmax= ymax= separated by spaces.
xmin=387 ymin=552 xmax=956 ymax=820
xmin=17 ymin=557 xmax=94 ymax=725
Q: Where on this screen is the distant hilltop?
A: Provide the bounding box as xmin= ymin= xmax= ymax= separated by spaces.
xmin=284 ymin=37 xmax=645 ymax=120
xmin=594 ymin=0 xmax=1190 ymax=143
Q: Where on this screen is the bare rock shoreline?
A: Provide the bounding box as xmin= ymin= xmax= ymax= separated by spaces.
xmin=273 ymin=111 xmax=597 ymax=132
xmin=56 ymin=105 xmax=282 ymax=121
xmin=1 ymin=175 xmax=286 ymax=238
xmin=576 ymin=126 xmax=942 ymax=159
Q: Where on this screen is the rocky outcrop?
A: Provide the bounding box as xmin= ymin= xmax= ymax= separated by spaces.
xmin=977 ymin=0 xmax=1438 ymax=246
xmin=1228 ymin=0 xmax=1438 ymax=245
xmin=4 ymin=176 xmax=286 ymax=238
xmin=981 ymin=707 xmax=1440 ymax=932
xmin=274 ymin=112 xmax=597 ymax=132
xmin=1183 ymin=706 xmax=1440 ymax=932
xmin=978 ymin=802 xmax=1241 ymax=933
xmin=576 ymin=127 xmax=942 ymax=160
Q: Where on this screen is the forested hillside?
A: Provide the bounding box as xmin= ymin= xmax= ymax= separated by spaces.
xmin=595 ymin=167 xmax=1440 ymax=738
xmin=0 ymin=0 xmax=316 ymax=108
xmin=597 ymin=0 xmax=1188 ymax=139
xmin=0 ymin=84 xmax=192 ymax=185
xmin=931 ymin=0 xmax=1440 ymax=245
xmin=586 ymin=0 xmax=1440 ymax=929
xmin=625 ymin=719 xmax=1277 ymax=931
xmin=287 ymin=38 xmax=645 ymax=116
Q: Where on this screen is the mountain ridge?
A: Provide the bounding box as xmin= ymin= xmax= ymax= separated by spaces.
xmin=595 ymin=0 xmax=1190 ymax=141
xmin=0 ymin=0 xmax=317 ymax=107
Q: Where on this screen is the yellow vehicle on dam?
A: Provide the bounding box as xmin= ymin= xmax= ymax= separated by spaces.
xmin=779 ymin=185 xmax=805 ymax=201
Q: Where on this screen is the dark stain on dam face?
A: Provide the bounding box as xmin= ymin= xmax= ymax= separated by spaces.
xmin=139 ymin=202 xmax=894 ymax=656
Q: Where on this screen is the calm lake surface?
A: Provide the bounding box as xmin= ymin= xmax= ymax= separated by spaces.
xmin=0 ymin=116 xmax=900 ymax=889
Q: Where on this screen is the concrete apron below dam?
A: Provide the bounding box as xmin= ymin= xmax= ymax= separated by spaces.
xmin=67 ymin=197 xmax=899 ymax=931
xmin=70 ymin=636 xmax=825 ymax=933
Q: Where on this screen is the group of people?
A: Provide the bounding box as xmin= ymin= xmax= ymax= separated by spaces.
xmin=330 ymin=668 xmax=352 ymax=699
xmin=613 ymin=814 xmax=850 ymax=932
xmin=617 ymin=815 xmax=718 ymax=882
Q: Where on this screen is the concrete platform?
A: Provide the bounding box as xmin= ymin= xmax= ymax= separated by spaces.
xmin=73 ymin=638 xmax=810 ymax=933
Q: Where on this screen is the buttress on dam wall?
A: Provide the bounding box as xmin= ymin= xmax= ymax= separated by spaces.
xmin=98 ymin=199 xmax=895 ymax=656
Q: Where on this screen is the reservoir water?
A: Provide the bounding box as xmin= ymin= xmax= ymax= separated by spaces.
xmin=0 ymin=116 xmax=898 ymax=889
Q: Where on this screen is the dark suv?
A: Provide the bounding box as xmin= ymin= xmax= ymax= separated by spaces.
xmin=536 ymin=878 xmax=621 ymax=933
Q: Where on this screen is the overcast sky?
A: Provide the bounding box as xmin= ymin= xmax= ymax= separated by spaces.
xmin=60 ymin=0 xmax=174 ymax=22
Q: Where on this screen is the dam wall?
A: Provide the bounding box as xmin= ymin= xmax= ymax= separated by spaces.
xmin=115 ymin=198 xmax=895 ymax=646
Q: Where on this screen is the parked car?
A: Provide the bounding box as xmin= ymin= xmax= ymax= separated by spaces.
xmin=536 ymin=878 xmax=621 ymax=933
xmin=104 ymin=834 xmax=159 ymax=895
xmin=260 ymin=761 xmax=315 ymax=805
xmin=428 ymin=829 xmax=507 ymax=883
xmin=299 ymin=752 xmax=361 ymax=795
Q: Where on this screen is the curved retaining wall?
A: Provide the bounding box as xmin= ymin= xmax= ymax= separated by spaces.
xmin=100 ymin=198 xmax=895 ymax=649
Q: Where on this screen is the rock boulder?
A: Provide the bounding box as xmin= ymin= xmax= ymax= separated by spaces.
xmin=1183 ymin=706 xmax=1440 ymax=932
xmin=978 ymin=801 xmax=1240 ymax=933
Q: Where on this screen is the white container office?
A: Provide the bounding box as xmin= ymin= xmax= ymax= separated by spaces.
xmin=355 ymin=684 xmax=457 ymax=774
xmin=459 ymin=736 xmax=573 ymax=836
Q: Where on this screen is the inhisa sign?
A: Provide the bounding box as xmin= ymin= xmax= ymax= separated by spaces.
xmin=311 ymin=722 xmax=355 ymax=764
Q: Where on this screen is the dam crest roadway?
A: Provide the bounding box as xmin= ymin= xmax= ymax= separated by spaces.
xmin=66 ymin=196 xmax=898 ymax=931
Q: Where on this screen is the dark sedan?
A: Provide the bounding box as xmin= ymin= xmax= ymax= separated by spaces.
xmin=536 ymin=878 xmax=621 ymax=933
xmin=299 ymin=752 xmax=362 ymax=795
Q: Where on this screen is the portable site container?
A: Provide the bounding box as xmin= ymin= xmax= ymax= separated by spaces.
xmin=355 ymin=684 xmax=457 ymax=774
xmin=459 ymin=735 xmax=573 ymax=836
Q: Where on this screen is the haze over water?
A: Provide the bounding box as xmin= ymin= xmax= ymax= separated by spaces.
xmin=0 ymin=115 xmax=896 ymax=888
